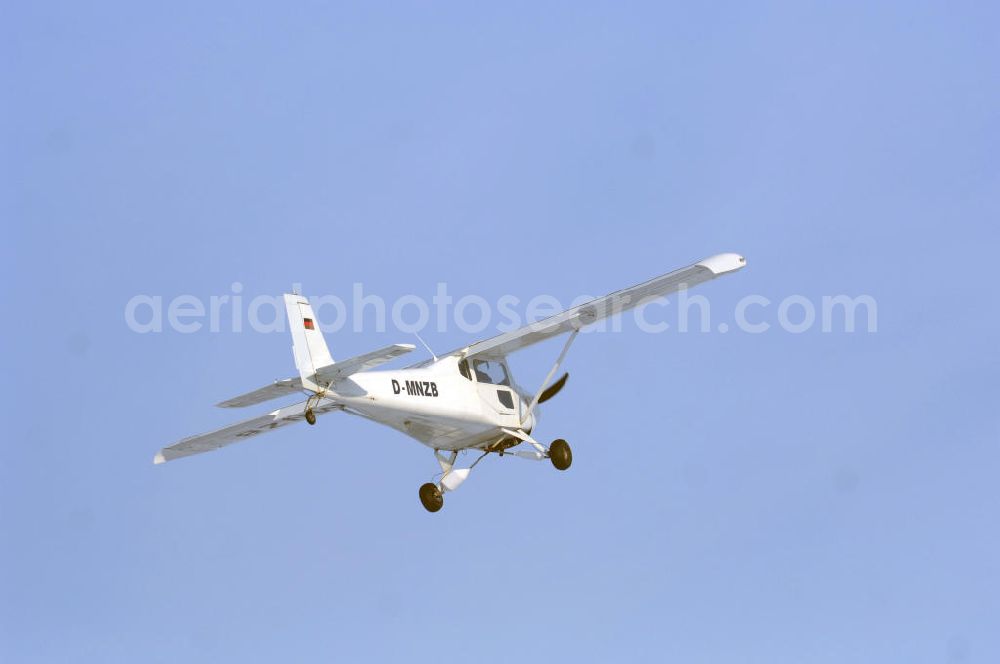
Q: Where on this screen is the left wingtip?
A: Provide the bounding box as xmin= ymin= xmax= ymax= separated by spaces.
xmin=153 ymin=453 xmax=166 ymax=465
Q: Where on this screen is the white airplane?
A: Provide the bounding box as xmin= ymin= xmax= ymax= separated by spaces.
xmin=155 ymin=253 xmax=746 ymax=511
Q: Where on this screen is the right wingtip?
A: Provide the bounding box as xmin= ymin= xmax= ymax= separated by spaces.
xmin=153 ymin=452 xmax=166 ymax=465
xmin=697 ymin=253 xmax=747 ymax=275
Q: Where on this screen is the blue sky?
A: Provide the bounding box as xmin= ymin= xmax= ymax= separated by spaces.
xmin=3 ymin=2 xmax=999 ymax=662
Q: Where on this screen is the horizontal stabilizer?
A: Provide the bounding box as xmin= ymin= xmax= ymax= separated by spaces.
xmin=216 ymin=377 xmax=304 ymax=408
xmin=215 ymin=344 xmax=414 ymax=409
xmin=312 ymin=343 xmax=415 ymax=383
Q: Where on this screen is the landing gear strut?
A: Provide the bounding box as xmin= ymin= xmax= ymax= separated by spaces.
xmin=303 ymin=386 xmax=331 ymax=426
xmin=419 ymin=483 xmax=443 ymax=512
xmin=549 ymin=438 xmax=572 ymax=470
xmin=499 ymin=428 xmax=573 ymax=471
xmin=418 ymin=434 xmax=572 ymax=511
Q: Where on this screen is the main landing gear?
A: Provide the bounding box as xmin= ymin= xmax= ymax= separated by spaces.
xmin=418 ymin=483 xmax=444 ymax=512
xmin=418 ymin=435 xmax=573 ymax=512
xmin=303 ymin=388 xmax=330 ymax=426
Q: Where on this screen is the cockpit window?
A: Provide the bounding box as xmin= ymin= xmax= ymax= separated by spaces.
xmin=458 ymin=359 xmax=472 ymax=381
xmin=472 ymin=359 xmax=511 ymax=386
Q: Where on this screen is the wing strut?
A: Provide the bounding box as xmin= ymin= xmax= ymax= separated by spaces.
xmin=522 ymin=329 xmax=579 ymax=425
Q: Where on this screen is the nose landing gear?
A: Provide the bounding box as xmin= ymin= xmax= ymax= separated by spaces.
xmin=548 ymin=438 xmax=572 ymax=470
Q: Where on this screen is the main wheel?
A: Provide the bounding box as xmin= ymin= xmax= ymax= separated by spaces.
xmin=305 ymin=409 xmax=316 ymax=425
xmin=419 ymin=483 xmax=444 ymax=512
xmin=549 ymin=439 xmax=572 ymax=470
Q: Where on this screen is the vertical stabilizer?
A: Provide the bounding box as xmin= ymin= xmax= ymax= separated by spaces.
xmin=283 ymin=294 xmax=334 ymax=392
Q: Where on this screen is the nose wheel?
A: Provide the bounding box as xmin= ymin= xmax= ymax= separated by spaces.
xmin=419 ymin=483 xmax=444 ymax=512
xmin=304 ymin=409 xmax=316 ymax=425
xmin=549 ymin=439 xmax=572 ymax=470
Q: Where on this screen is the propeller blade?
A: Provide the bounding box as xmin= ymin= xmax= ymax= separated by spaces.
xmin=537 ymin=372 xmax=569 ymax=404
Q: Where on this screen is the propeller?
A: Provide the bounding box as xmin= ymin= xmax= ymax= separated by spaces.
xmin=537 ymin=372 xmax=569 ymax=404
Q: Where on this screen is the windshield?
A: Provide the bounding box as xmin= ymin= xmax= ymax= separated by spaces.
xmin=472 ymin=359 xmax=511 ymax=386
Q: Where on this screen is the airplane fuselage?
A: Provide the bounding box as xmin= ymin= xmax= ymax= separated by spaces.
xmin=330 ymin=355 xmax=536 ymax=451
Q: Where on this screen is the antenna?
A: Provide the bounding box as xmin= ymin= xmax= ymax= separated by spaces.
xmin=414 ymin=332 xmax=438 ymax=361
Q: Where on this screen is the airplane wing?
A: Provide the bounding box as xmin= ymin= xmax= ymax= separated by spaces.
xmin=453 ymin=253 xmax=746 ymax=361
xmin=154 ymin=399 xmax=342 ymax=463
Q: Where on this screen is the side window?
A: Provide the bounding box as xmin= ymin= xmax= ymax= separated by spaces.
xmin=496 ymin=389 xmax=514 ymax=408
xmin=458 ymin=359 xmax=472 ymax=381
xmin=473 ymin=359 xmax=511 ymax=386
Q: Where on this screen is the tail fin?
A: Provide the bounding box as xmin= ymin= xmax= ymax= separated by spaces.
xmin=283 ymin=294 xmax=335 ymax=392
